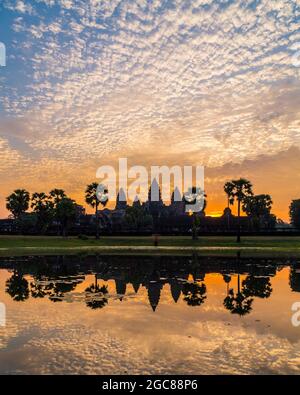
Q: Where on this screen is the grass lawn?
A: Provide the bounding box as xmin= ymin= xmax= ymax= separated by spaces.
xmin=0 ymin=235 xmax=300 ymax=256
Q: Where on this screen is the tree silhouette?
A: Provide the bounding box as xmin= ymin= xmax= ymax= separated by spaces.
xmin=56 ymin=197 xmax=76 ymax=237
xmin=223 ymin=274 xmax=253 ymax=316
xmin=49 ymin=189 xmax=67 ymax=205
xmin=289 ymin=263 xmax=300 ymax=292
xmin=6 ymin=189 xmax=30 ymax=219
xmin=289 ymin=200 xmax=300 ymax=230
xmin=49 ymin=277 xmax=82 ymax=302
xmin=242 ymin=275 xmax=273 ymax=298
xmin=182 ymin=281 xmax=207 ymax=307
xmin=224 ymin=178 xmax=253 ymax=242
xmin=242 ymin=194 xmax=275 ymax=230
xmin=31 ymin=192 xmax=54 ymax=234
xmin=5 ymin=271 xmax=29 ymax=301
xmin=85 ymin=274 xmax=108 ymax=309
xmin=123 ymin=204 xmax=153 ymax=231
xmin=223 ymin=274 xmax=231 ymax=294
xmin=85 ymin=183 xmax=108 ymax=239
xmin=30 ymin=277 xmax=49 ymax=298
xmin=49 ymin=189 xmax=67 ymax=235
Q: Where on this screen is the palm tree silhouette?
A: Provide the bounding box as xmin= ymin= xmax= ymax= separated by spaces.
xmin=223 ymin=274 xmax=231 ymax=295
xmin=6 ymin=189 xmax=30 ymax=219
xmin=85 ymin=274 xmax=108 ymax=309
xmin=49 ymin=189 xmax=66 ymax=205
xmin=223 ymin=274 xmax=253 ymax=316
xmin=31 ymin=192 xmax=54 ymax=234
xmin=224 ymin=178 xmax=253 ymax=242
xmin=85 ymin=183 xmax=108 ymax=239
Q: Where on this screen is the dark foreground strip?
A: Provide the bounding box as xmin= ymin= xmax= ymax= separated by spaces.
xmin=1 ymin=375 xmax=298 ymax=392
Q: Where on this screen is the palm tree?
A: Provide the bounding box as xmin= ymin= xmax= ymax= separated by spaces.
xmin=49 ymin=189 xmax=66 ymax=205
xmin=56 ymin=198 xmax=76 ymax=237
xmin=85 ymin=183 xmax=108 ymax=239
xmin=31 ymin=192 xmax=54 ymax=234
xmin=224 ymin=178 xmax=253 ymax=242
xmin=6 ymin=189 xmax=30 ymax=219
xmin=49 ymin=189 xmax=67 ymax=235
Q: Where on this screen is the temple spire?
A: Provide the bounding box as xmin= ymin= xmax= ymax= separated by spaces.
xmin=116 ymin=188 xmax=127 ymax=210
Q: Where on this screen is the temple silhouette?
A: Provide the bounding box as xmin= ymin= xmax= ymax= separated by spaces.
xmin=85 ymin=180 xmax=253 ymax=234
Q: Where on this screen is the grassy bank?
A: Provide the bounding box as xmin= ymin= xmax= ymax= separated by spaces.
xmin=0 ymin=235 xmax=300 ymax=256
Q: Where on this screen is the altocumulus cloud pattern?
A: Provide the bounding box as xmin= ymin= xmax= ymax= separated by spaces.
xmin=0 ymin=0 xmax=300 ymax=177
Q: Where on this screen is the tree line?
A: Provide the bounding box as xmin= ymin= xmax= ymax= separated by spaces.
xmin=4 ymin=178 xmax=300 ymax=241
xmin=5 ymin=183 xmax=107 ymax=238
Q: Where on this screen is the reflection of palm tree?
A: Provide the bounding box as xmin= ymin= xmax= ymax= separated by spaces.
xmin=5 ymin=271 xmax=29 ymax=301
xmin=223 ymin=274 xmax=253 ymax=316
xmin=223 ymin=274 xmax=231 ymax=295
xmin=182 ymin=281 xmax=207 ymax=307
xmin=85 ymin=274 xmax=108 ymax=310
xmin=289 ymin=263 xmax=300 ymax=292
xmin=30 ymin=277 xmax=49 ymax=298
xmin=242 ymin=276 xmax=272 ymax=298
xmin=48 ymin=275 xmax=84 ymax=302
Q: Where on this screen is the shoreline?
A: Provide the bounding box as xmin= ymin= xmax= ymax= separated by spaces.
xmin=0 ymin=245 xmax=300 ymax=257
xmin=1 ymin=235 xmax=300 ymax=257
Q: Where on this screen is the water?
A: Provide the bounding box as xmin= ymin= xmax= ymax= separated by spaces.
xmin=0 ymin=254 xmax=300 ymax=375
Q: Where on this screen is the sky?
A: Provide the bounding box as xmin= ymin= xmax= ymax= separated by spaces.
xmin=0 ymin=0 xmax=300 ymax=220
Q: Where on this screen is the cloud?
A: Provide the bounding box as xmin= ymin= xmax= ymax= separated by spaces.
xmin=3 ymin=0 xmax=34 ymax=14
xmin=1 ymin=0 xmax=300 ymax=217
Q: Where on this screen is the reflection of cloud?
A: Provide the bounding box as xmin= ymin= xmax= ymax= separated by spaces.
xmin=2 ymin=304 xmax=300 ymax=374
xmin=1 ymin=270 xmax=300 ymax=374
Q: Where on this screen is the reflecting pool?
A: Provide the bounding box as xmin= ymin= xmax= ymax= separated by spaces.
xmin=0 ymin=254 xmax=300 ymax=374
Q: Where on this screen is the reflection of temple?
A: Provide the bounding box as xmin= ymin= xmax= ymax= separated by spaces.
xmin=170 ymin=279 xmax=182 ymax=303
xmin=1 ymin=254 xmax=293 ymax=313
xmin=115 ymin=279 xmax=127 ymax=300
xmin=147 ymin=281 xmax=163 ymax=312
